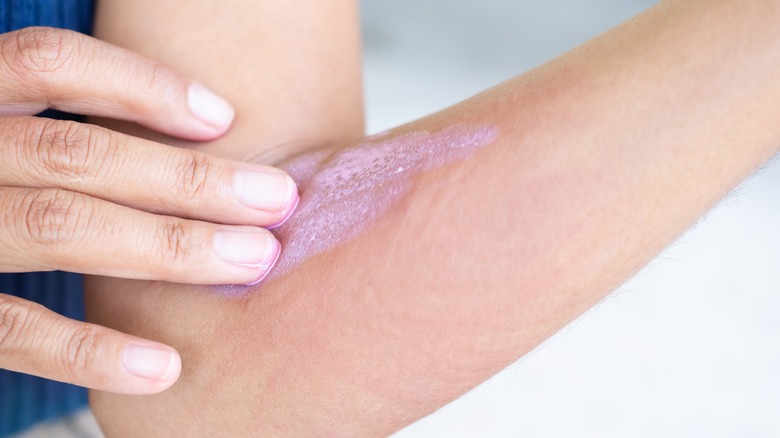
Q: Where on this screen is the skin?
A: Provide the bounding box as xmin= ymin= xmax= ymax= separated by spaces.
xmin=257 ymin=125 xmax=499 ymax=284
xmin=0 ymin=27 xmax=298 ymax=395
xmin=87 ymin=0 xmax=780 ymax=436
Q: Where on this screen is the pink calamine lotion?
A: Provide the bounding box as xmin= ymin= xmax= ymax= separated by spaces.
xmin=217 ymin=124 xmax=497 ymax=295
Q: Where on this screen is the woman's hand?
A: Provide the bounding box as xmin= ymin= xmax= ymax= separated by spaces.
xmin=0 ymin=27 xmax=298 ymax=394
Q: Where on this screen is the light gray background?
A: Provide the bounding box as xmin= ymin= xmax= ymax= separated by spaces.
xmin=361 ymin=1 xmax=780 ymax=437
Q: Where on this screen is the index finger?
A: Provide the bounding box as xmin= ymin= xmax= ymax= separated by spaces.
xmin=0 ymin=27 xmax=233 ymax=141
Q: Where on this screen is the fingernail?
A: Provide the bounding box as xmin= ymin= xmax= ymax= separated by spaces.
xmin=187 ymin=83 xmax=235 ymax=129
xmin=234 ymin=169 xmax=298 ymax=213
xmin=267 ymin=193 xmax=300 ymax=230
xmin=122 ymin=344 xmax=177 ymax=381
xmin=213 ymin=228 xmax=279 ymax=268
xmin=245 ymin=242 xmax=282 ymax=286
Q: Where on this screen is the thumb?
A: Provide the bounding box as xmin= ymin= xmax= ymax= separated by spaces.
xmin=0 ymin=293 xmax=180 ymax=394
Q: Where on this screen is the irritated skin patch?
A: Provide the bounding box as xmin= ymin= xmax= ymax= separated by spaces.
xmin=216 ymin=124 xmax=498 ymax=295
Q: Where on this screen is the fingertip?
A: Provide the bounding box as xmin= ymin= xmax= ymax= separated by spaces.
xmin=119 ymin=342 xmax=181 ymax=394
xmin=244 ymin=237 xmax=282 ymax=286
xmin=186 ymin=82 xmax=235 ymax=138
xmin=233 ymin=168 xmax=300 ymax=218
xmin=267 ymin=187 xmax=300 ymax=230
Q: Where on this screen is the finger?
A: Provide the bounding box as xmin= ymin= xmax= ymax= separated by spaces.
xmin=0 ymin=293 xmax=180 ymax=394
xmin=0 ymin=27 xmax=233 ymax=140
xmin=0 ymin=188 xmax=281 ymax=285
xmin=0 ymin=117 xmax=299 ymax=227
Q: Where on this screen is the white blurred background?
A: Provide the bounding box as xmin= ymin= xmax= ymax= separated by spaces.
xmin=360 ymin=1 xmax=780 ymax=437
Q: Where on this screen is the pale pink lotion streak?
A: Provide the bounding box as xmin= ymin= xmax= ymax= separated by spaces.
xmin=216 ymin=125 xmax=498 ymax=295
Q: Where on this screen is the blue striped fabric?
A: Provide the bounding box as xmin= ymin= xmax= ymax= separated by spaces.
xmin=0 ymin=1 xmax=96 ymax=436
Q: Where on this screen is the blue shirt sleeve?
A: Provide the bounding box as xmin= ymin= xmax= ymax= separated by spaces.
xmin=0 ymin=1 xmax=96 ymax=436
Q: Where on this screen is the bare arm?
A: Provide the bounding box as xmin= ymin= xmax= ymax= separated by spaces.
xmin=89 ymin=0 xmax=364 ymax=160
xmin=87 ymin=0 xmax=780 ymax=436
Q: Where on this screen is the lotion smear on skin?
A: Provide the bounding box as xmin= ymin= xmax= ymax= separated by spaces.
xmin=217 ymin=124 xmax=498 ymax=295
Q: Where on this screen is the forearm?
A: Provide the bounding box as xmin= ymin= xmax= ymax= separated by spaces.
xmin=87 ymin=0 xmax=780 ymax=436
xmin=258 ymin=0 xmax=780 ymax=430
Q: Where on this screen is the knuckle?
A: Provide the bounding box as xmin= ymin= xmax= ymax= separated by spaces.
xmin=61 ymin=324 xmax=99 ymax=379
xmin=156 ymin=217 xmax=191 ymax=265
xmin=17 ymin=189 xmax=91 ymax=245
xmin=2 ymin=27 xmax=76 ymax=78
xmin=0 ymin=296 xmax=36 ymax=351
xmin=24 ymin=119 xmax=109 ymax=178
xmin=143 ymin=61 xmax=164 ymax=91
xmin=141 ymin=61 xmax=182 ymax=99
xmin=174 ymin=151 xmax=213 ymax=201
